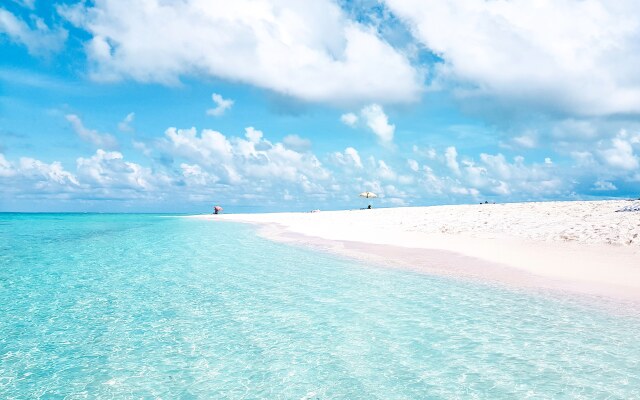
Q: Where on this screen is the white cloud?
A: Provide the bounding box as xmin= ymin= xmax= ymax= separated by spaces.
xmin=132 ymin=140 xmax=152 ymax=157
xmin=66 ymin=114 xmax=118 ymax=149
xmin=1 ymin=150 xmax=177 ymax=203
xmin=9 ymin=0 xmax=36 ymax=9
xmin=244 ymin=127 xmax=263 ymax=144
xmin=385 ymin=0 xmax=640 ymax=115
xmin=332 ymin=147 xmax=363 ymax=169
xmin=415 ymin=147 xmax=568 ymax=201
xmin=282 ymin=134 xmax=311 ymax=151
xmin=171 ymin=129 xmax=228 ymax=179
xmin=59 ymin=0 xmax=421 ymax=106
xmin=162 ymin=126 xmax=330 ymax=188
xmin=361 ymin=104 xmax=395 ymax=143
xmin=450 ymin=186 xmax=480 ymax=197
xmin=419 ymin=166 xmax=446 ymax=195
xmin=444 ymin=146 xmax=460 ymax=175
xmin=397 ymin=175 xmax=414 ymax=185
xmin=344 ymin=147 xmax=363 ymax=169
xmin=570 ymin=151 xmax=595 ymax=167
xmin=382 ymin=184 xmax=409 ymax=205
xmin=0 ymin=153 xmax=15 ymax=177
xmin=76 ymin=149 xmax=168 ymax=191
xmin=118 ymin=112 xmax=135 ymax=132
xmin=0 ymin=152 xmax=80 ymax=197
xmin=180 ymin=163 xmax=219 ymax=186
xmin=377 ymin=160 xmax=396 ymax=181
xmin=0 ymin=8 xmax=67 ymax=56
xmin=207 ymin=93 xmax=234 ymax=117
xmin=18 ymin=157 xmax=79 ymax=186
xmin=592 ymin=180 xmax=617 ymax=191
xmin=407 ymin=159 xmax=419 ymax=172
xmin=340 ymin=112 xmax=358 ymax=127
xmin=473 ymin=153 xmax=563 ymax=196
xmin=413 ymin=145 xmax=437 ymax=160
xmin=512 ymin=134 xmax=537 ymax=149
xmin=491 ymin=181 xmax=511 ymax=196
xmin=164 ymin=127 xmax=234 ymax=175
xmin=551 ymin=119 xmax=600 ymax=140
xmin=598 ymin=134 xmax=639 ymax=171
xmin=479 ymin=154 xmax=514 ymax=181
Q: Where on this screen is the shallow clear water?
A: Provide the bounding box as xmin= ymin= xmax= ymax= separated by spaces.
xmin=1 ymin=214 xmax=639 ymax=399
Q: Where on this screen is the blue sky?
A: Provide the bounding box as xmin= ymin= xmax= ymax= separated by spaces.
xmin=1 ymin=0 xmax=639 ymax=212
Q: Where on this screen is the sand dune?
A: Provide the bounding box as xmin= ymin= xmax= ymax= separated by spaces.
xmin=197 ymin=200 xmax=640 ymax=301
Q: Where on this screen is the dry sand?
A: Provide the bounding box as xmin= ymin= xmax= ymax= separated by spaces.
xmin=195 ymin=200 xmax=640 ymax=302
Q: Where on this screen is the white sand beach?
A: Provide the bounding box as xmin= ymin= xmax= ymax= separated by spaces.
xmin=198 ymin=200 xmax=640 ymax=301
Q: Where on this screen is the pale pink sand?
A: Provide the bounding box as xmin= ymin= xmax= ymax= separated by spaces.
xmin=194 ymin=200 xmax=640 ymax=301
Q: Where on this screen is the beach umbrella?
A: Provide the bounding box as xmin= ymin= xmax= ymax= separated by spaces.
xmin=359 ymin=191 xmax=377 ymax=199
xmin=214 ymin=205 xmax=223 ymax=214
xmin=359 ymin=191 xmax=377 ymax=209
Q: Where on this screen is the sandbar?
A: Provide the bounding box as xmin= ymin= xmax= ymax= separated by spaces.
xmin=193 ymin=200 xmax=640 ymax=303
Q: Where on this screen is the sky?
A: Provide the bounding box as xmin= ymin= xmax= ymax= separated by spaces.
xmin=1 ymin=0 xmax=639 ymax=213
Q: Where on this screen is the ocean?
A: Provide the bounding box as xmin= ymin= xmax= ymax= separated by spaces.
xmin=1 ymin=213 xmax=639 ymax=398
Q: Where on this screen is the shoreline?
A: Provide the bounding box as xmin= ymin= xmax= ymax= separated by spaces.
xmin=192 ymin=200 xmax=640 ymax=304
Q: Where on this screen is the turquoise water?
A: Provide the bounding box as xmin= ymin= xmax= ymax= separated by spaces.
xmin=1 ymin=214 xmax=639 ymax=399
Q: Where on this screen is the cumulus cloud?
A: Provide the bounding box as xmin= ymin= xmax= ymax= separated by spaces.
xmin=450 ymin=186 xmax=480 ymax=197
xmin=163 ymin=127 xmax=233 ymax=170
xmin=469 ymin=154 xmax=564 ymax=197
xmin=598 ymin=132 xmax=639 ymax=171
xmin=59 ymin=0 xmax=421 ymax=106
xmin=244 ymin=127 xmax=263 ymax=144
xmin=340 ymin=112 xmax=358 ymax=127
xmin=0 ymin=8 xmax=67 ymax=56
xmin=554 ymin=129 xmax=640 ymax=189
xmin=385 ymin=0 xmax=640 ymax=115
xmin=412 ymin=147 xmax=569 ymax=202
xmin=161 ymin=126 xmax=330 ymax=191
xmin=0 ymin=153 xmax=79 ymax=198
xmin=207 ymin=93 xmax=234 ymax=117
xmin=0 ymin=149 xmax=176 ymax=206
xmin=180 ymin=163 xmax=219 ymax=186
xmin=444 ymin=146 xmax=460 ymax=175
xmin=339 ymin=104 xmax=395 ymax=142
xmin=332 ymin=147 xmax=363 ymax=169
xmin=132 ymin=140 xmax=152 ymax=157
xmin=0 ymin=153 xmax=14 ymax=177
xmin=377 ymin=160 xmax=396 ymax=181
xmin=413 ymin=145 xmax=437 ymax=160
xmin=66 ymin=114 xmax=118 ymax=149
xmin=76 ymin=149 xmax=166 ymax=191
xmin=118 ymin=112 xmax=135 ymax=132
xmin=361 ymin=104 xmax=395 ymax=143
xmin=382 ymin=184 xmax=409 ymax=205
xmin=18 ymin=157 xmax=79 ymax=186
xmin=344 ymin=147 xmax=363 ymax=169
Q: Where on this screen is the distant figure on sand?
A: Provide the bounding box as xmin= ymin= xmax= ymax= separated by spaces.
xmin=368 ymin=204 xmax=372 ymax=209
xmin=214 ymin=205 xmax=223 ymax=214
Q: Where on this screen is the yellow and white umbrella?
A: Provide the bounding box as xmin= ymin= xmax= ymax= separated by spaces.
xmin=359 ymin=191 xmax=377 ymax=199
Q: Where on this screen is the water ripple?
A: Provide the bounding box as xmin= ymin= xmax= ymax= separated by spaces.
xmin=1 ymin=214 xmax=639 ymax=399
